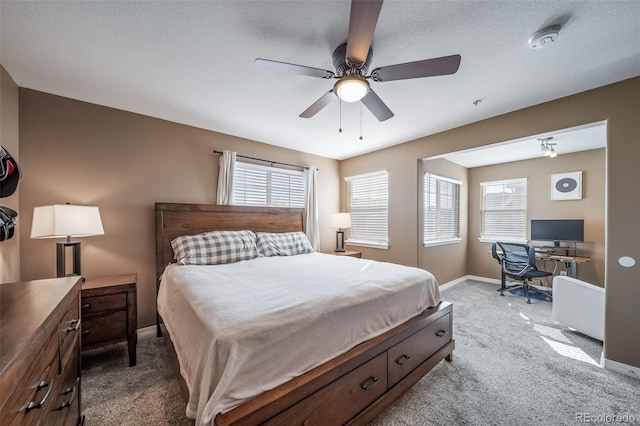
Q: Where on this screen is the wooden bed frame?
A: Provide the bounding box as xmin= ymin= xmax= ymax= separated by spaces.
xmin=155 ymin=202 xmax=454 ymax=426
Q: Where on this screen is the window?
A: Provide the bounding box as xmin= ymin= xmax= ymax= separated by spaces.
xmin=345 ymin=170 xmax=388 ymax=249
xmin=480 ymin=178 xmax=527 ymax=242
xmin=424 ymin=173 xmax=461 ymax=246
xmin=232 ymin=162 xmax=305 ymax=207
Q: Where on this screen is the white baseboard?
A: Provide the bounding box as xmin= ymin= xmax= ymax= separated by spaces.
xmin=603 ymin=358 xmax=640 ymax=379
xmin=137 ymin=325 xmax=157 ymax=339
xmin=439 ymin=275 xmax=501 ymax=290
xmin=466 ymin=275 xmax=501 ymax=285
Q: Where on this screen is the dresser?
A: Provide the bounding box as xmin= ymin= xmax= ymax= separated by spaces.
xmin=0 ymin=276 xmax=83 ymax=426
xmin=81 ymin=274 xmax=137 ymax=367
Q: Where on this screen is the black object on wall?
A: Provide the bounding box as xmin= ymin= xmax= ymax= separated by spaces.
xmin=1 ymin=145 xmax=22 ymax=198
xmin=0 ymin=206 xmax=17 ymax=241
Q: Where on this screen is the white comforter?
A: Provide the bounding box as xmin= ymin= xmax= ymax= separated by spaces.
xmin=157 ymin=252 xmax=441 ymax=425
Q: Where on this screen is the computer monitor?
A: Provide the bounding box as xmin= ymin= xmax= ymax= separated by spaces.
xmin=530 ymin=219 xmax=584 ymax=246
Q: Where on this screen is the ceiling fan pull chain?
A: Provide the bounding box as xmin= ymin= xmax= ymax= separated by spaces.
xmin=359 ymin=102 xmax=363 ymax=140
xmin=339 ymin=98 xmax=343 ymax=133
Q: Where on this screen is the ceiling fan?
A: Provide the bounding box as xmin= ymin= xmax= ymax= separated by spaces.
xmin=255 ymin=0 xmax=461 ymax=122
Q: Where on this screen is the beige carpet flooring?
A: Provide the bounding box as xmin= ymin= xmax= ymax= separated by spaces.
xmin=82 ymin=280 xmax=640 ymax=425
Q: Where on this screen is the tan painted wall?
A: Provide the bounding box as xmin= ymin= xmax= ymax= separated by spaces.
xmin=18 ymin=89 xmax=340 ymax=328
xmin=468 ymin=149 xmax=605 ymax=286
xmin=0 ymin=64 xmax=20 ymax=283
xmin=340 ymin=77 xmax=640 ymax=369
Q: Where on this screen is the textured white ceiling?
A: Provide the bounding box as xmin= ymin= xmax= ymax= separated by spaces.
xmin=1 ymin=1 xmax=639 ymax=160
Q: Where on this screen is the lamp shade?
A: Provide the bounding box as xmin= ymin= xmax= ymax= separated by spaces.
xmin=331 ymin=212 xmax=352 ymax=229
xmin=31 ymin=204 xmax=104 ymax=239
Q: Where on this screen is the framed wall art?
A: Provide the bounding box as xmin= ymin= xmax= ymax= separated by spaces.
xmin=551 ymin=171 xmax=582 ymax=200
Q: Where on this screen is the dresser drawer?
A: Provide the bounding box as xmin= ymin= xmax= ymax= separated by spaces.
xmin=81 ymin=293 xmax=126 ymax=315
xmin=48 ymin=347 xmax=80 ymax=426
xmin=0 ymin=325 xmax=60 ymax=426
xmin=81 ymin=310 xmax=127 ymax=348
xmin=388 ymin=313 xmax=451 ymax=387
xmin=59 ymin=294 xmax=80 ymax=369
xmin=264 ymin=352 xmax=387 ymax=426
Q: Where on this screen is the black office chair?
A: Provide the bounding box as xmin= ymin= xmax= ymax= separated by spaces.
xmin=491 ymin=242 xmax=553 ymax=304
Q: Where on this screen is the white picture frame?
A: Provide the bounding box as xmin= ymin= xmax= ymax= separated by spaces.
xmin=551 ymin=171 xmax=582 ymax=200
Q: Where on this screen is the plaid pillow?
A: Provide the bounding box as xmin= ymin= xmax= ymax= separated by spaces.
xmin=256 ymin=231 xmax=314 ymax=257
xmin=171 ymin=230 xmax=260 ymax=265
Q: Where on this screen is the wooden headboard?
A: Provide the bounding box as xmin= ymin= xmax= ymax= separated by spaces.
xmin=155 ymin=203 xmax=305 ymax=284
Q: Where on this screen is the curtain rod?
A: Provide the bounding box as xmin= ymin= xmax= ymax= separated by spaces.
xmin=213 ymin=150 xmax=309 ymax=170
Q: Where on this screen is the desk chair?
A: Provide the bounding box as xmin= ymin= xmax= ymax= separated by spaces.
xmin=491 ymin=242 xmax=553 ymax=304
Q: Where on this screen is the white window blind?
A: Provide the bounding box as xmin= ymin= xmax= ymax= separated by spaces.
xmin=232 ymin=162 xmax=305 ymax=207
xmin=345 ymin=170 xmax=389 ymax=249
xmin=480 ymin=178 xmax=527 ymax=241
xmin=424 ymin=173 xmax=461 ymax=246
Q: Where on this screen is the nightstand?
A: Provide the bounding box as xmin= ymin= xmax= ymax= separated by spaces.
xmin=81 ymin=273 xmax=137 ymax=367
xmin=323 ymin=250 xmax=362 ymax=258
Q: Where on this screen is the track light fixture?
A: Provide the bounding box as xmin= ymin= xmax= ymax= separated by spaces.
xmin=538 ymin=137 xmax=558 ymax=158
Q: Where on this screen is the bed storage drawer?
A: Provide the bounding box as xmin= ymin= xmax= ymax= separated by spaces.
xmin=387 ymin=313 xmax=451 ymax=387
xmin=264 ymin=352 xmax=388 ymax=426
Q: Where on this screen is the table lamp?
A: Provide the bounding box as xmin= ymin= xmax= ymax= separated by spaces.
xmin=31 ymin=204 xmax=104 ymax=277
xmin=331 ymin=212 xmax=351 ymax=252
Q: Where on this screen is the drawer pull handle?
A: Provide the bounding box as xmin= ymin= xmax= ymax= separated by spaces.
xmin=395 ymin=354 xmax=412 ymax=365
xmin=435 ymin=329 xmax=447 ymax=337
xmin=360 ymin=376 xmax=379 ymax=391
xmin=66 ymin=323 xmax=80 ymax=333
xmin=81 ymin=303 xmax=90 ymax=309
xmin=82 ymin=329 xmax=91 ymax=335
xmin=26 ymin=380 xmax=53 ymax=413
xmin=68 ymin=319 xmax=79 ymax=325
xmin=56 ymin=386 xmax=76 ymax=410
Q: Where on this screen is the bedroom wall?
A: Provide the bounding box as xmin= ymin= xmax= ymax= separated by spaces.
xmin=467 ymin=149 xmax=605 ymax=286
xmin=0 ymin=64 xmax=20 ymax=283
xmin=340 ymin=77 xmax=640 ymax=370
xmin=18 ymin=89 xmax=340 ymax=329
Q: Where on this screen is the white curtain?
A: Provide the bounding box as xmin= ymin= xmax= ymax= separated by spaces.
xmin=216 ymin=150 xmax=236 ymax=205
xmin=304 ymin=165 xmax=320 ymax=251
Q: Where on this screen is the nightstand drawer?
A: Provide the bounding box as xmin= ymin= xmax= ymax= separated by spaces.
xmin=81 ymin=311 xmax=127 ymax=348
xmin=81 ymin=293 xmax=126 ymax=315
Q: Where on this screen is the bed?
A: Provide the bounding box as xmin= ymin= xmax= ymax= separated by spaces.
xmin=155 ymin=203 xmax=454 ymax=426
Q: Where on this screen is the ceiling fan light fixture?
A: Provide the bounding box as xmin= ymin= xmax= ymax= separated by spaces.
xmin=335 ymin=75 xmax=369 ymax=103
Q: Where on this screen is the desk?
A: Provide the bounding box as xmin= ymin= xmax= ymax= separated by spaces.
xmin=536 ymin=254 xmax=591 ymax=278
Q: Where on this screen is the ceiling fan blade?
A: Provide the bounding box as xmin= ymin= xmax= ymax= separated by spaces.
xmin=255 ymin=58 xmax=335 ymax=79
xmin=299 ymin=90 xmax=337 ymax=118
xmin=361 ymin=89 xmax=394 ymax=121
xmin=346 ymin=0 xmax=383 ymax=65
xmin=371 ymin=54 xmax=462 ymax=82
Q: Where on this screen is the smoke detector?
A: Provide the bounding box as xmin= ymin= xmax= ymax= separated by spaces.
xmin=529 ymin=25 xmax=561 ymax=49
